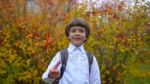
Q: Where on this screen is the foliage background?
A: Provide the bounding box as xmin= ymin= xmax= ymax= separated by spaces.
xmin=0 ymin=0 xmax=150 ymax=84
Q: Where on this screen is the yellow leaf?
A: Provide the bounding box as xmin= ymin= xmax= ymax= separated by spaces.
xmin=26 ymin=59 xmax=31 ymax=65
xmin=101 ymin=65 xmax=106 ymax=70
xmin=27 ymin=46 xmax=34 ymax=51
xmin=105 ymin=70 xmax=110 ymax=75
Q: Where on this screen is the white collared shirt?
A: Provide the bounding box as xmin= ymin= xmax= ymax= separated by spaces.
xmin=42 ymin=43 xmax=101 ymax=84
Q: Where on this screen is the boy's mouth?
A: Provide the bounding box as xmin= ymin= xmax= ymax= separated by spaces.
xmin=74 ymin=38 xmax=81 ymax=40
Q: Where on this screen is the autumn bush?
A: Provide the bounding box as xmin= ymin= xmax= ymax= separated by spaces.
xmin=0 ymin=0 xmax=150 ymax=84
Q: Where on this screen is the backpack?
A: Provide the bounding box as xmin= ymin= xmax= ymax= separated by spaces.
xmin=52 ymin=48 xmax=93 ymax=84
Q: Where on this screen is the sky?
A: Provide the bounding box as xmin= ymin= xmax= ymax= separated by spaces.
xmin=78 ymin=0 xmax=150 ymax=6
xmin=78 ymin=0 xmax=150 ymax=9
xmin=27 ymin=0 xmax=150 ymax=12
xmin=78 ymin=0 xmax=150 ymax=3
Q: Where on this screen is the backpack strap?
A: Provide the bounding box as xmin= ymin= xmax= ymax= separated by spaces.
xmin=52 ymin=49 xmax=68 ymax=84
xmin=86 ymin=51 xmax=93 ymax=74
xmin=60 ymin=49 xmax=68 ymax=78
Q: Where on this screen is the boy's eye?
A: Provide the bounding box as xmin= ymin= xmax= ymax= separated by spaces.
xmin=71 ymin=29 xmax=76 ymax=33
xmin=79 ymin=29 xmax=86 ymax=33
xmin=80 ymin=30 xmax=85 ymax=33
xmin=70 ymin=28 xmax=86 ymax=33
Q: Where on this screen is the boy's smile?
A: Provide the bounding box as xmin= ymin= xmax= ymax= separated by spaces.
xmin=68 ymin=26 xmax=87 ymax=47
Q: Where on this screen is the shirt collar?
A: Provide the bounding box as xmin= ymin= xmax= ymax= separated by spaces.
xmin=67 ymin=43 xmax=86 ymax=54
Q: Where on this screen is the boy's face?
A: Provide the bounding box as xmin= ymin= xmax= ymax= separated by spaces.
xmin=68 ymin=26 xmax=87 ymax=47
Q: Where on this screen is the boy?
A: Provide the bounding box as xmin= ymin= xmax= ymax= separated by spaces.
xmin=42 ymin=17 xmax=101 ymax=84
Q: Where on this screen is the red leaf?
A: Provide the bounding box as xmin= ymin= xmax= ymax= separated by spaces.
xmin=109 ymin=66 xmax=114 ymax=72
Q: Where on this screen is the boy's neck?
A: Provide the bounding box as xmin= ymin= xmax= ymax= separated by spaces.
xmin=72 ymin=44 xmax=83 ymax=47
xmin=68 ymin=43 xmax=85 ymax=53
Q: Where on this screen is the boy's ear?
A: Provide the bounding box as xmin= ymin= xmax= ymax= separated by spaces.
xmin=84 ymin=37 xmax=87 ymax=41
xmin=67 ymin=37 xmax=70 ymax=40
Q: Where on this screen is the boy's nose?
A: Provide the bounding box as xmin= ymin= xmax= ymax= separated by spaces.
xmin=75 ymin=31 xmax=80 ymax=35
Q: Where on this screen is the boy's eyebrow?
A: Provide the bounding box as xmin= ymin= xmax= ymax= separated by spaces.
xmin=70 ymin=28 xmax=76 ymax=30
xmin=79 ymin=28 xmax=85 ymax=30
xmin=79 ymin=28 xmax=86 ymax=30
xmin=71 ymin=28 xmax=85 ymax=30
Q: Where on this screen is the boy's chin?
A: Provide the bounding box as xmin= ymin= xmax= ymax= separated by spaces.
xmin=73 ymin=43 xmax=82 ymax=47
